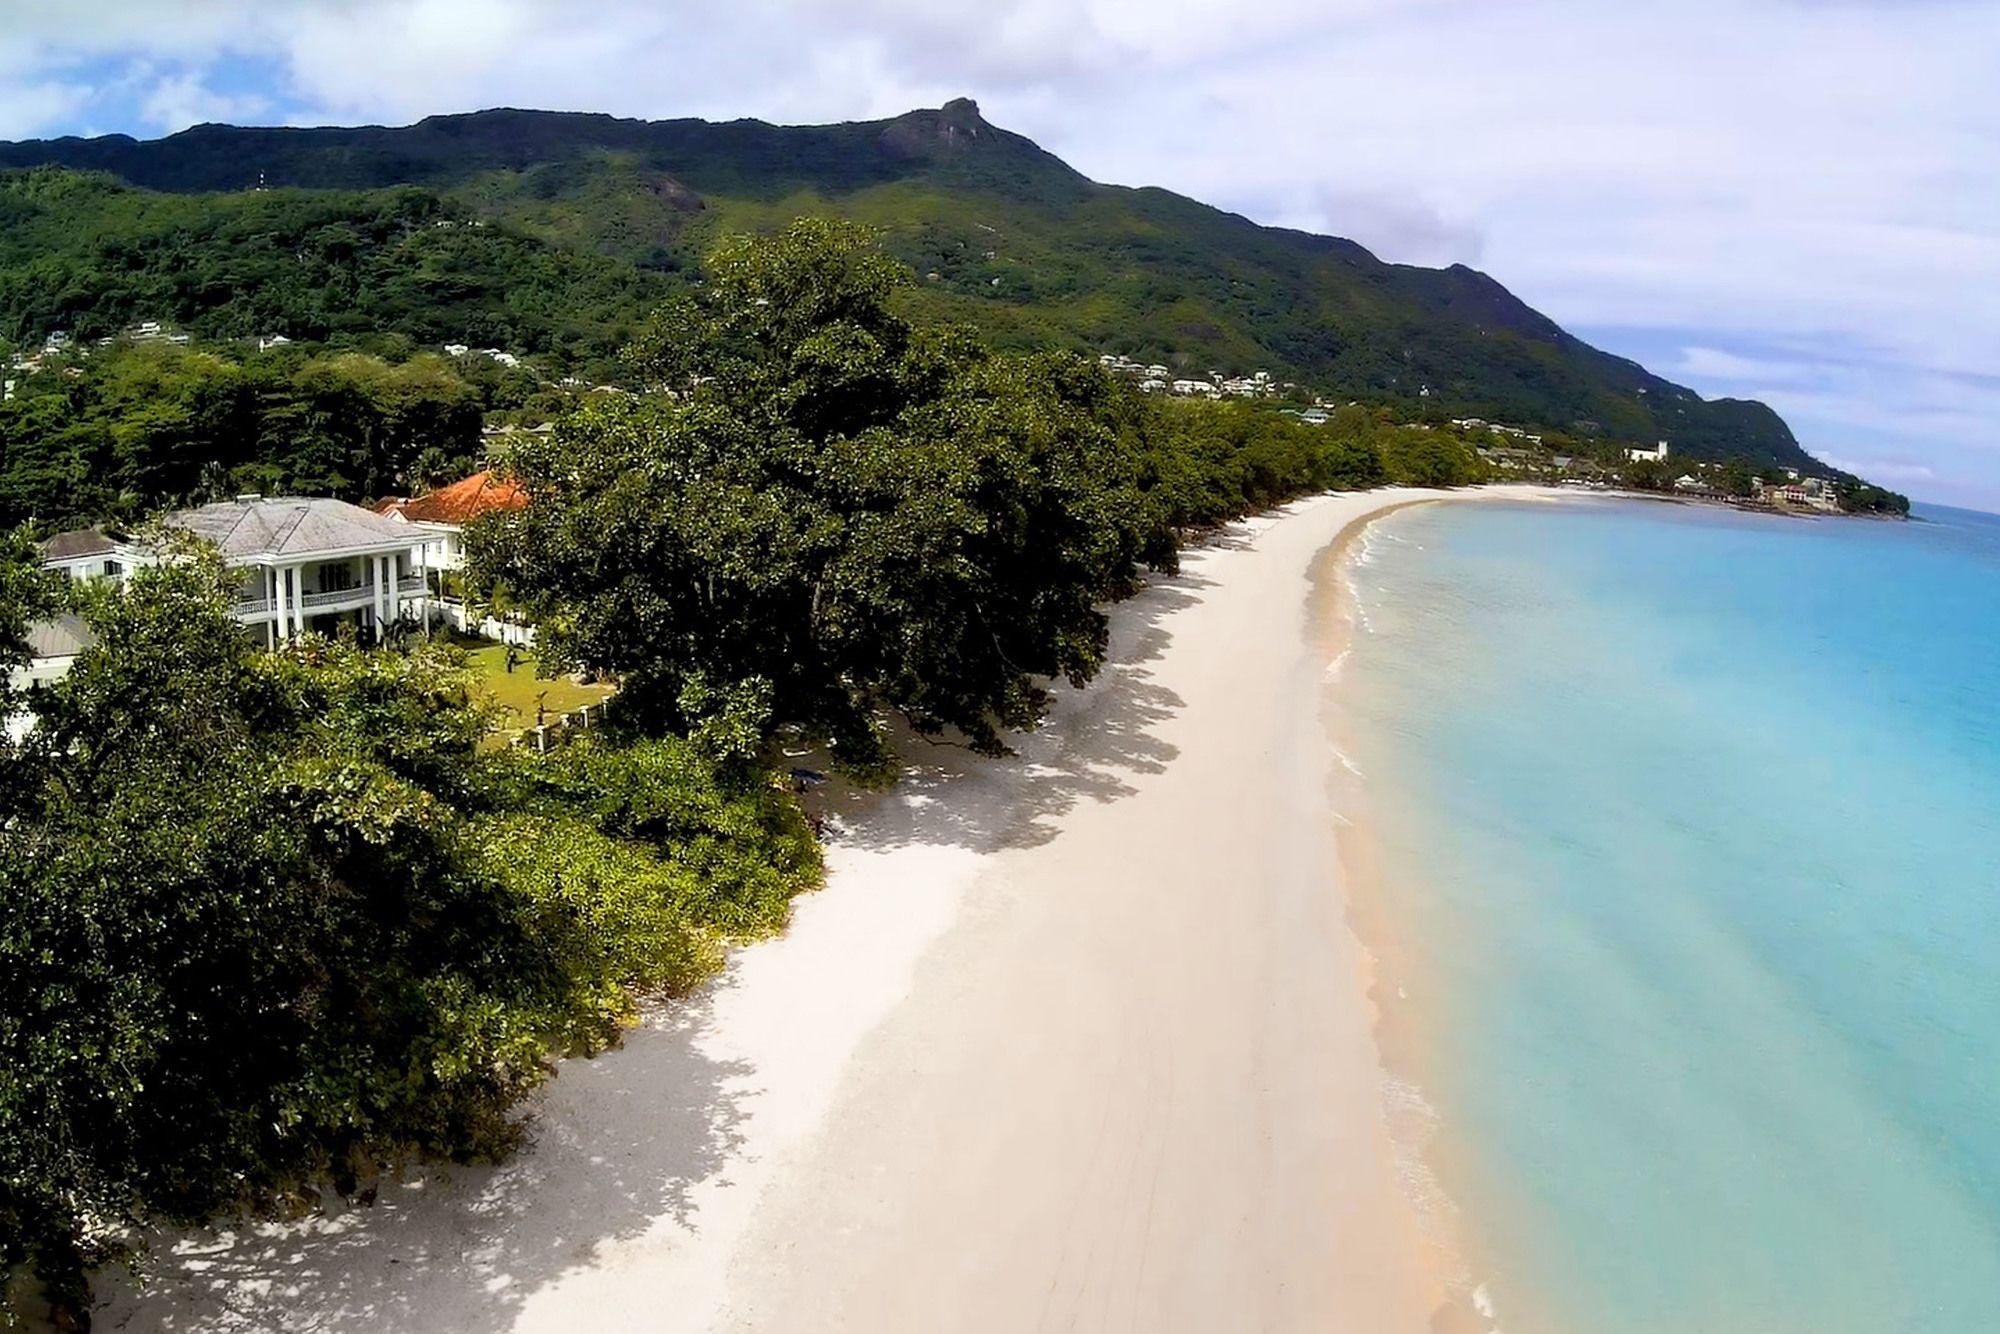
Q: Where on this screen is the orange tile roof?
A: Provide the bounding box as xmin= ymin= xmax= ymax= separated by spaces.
xmin=395 ymin=470 xmax=528 ymax=526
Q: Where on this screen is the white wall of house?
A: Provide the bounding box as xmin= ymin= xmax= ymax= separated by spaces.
xmin=437 ymin=600 xmax=535 ymax=646
xmin=10 ymin=652 xmax=79 ymax=692
xmin=46 ymin=552 xmax=141 ymax=583
xmin=419 ymin=524 xmax=462 ymax=572
xmin=379 ymin=513 xmax=463 ymax=572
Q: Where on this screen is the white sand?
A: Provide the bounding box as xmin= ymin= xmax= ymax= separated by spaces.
xmin=94 ymin=486 xmax=1545 ymax=1334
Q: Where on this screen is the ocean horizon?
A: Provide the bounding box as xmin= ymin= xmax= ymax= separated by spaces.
xmin=1333 ymin=496 xmax=2000 ymax=1332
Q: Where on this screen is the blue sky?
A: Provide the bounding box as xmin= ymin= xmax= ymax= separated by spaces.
xmin=4 ymin=0 xmax=1996 ymax=508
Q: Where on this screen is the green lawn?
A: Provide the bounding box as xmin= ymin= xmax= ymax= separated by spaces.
xmin=451 ymin=634 xmax=613 ymax=730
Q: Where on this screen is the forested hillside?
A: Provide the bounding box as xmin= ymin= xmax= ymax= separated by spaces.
xmin=0 ymin=168 xmax=662 ymax=360
xmin=0 ymin=99 xmax=1823 ymax=473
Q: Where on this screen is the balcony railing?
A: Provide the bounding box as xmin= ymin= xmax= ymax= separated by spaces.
xmin=300 ymin=585 xmax=371 ymax=610
xmin=235 ymin=578 xmax=430 ymax=618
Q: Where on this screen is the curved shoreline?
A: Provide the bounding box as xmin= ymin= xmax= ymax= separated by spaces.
xmin=1313 ymin=486 xmax=1581 ymax=1334
xmin=1310 ymin=497 xmax=1479 ymax=1329
xmin=90 ymin=485 xmax=1566 ymax=1334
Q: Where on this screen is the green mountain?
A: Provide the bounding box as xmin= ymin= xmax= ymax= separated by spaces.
xmin=0 ymin=99 xmax=1819 ymax=471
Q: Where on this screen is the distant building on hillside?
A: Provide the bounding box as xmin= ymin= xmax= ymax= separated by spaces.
xmin=1625 ymin=441 xmax=1670 ymax=463
xmin=1217 ymin=371 xmax=1274 ymax=398
xmin=1673 ymin=473 xmax=1727 ymax=498
xmin=1477 ymin=447 xmax=1541 ymax=470
xmin=1757 ymin=476 xmax=1841 ymax=512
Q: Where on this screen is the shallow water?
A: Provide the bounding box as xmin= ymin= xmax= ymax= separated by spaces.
xmin=1337 ymin=497 xmax=2000 ymax=1332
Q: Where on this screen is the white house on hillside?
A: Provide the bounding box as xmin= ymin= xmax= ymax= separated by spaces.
xmin=1625 ymin=441 xmax=1671 ymax=463
xmin=41 ymin=496 xmax=433 ymax=650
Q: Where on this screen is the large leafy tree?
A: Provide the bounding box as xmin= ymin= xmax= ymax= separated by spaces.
xmin=471 ymin=219 xmax=1177 ymax=768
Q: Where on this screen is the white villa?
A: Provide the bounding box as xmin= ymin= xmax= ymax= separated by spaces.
xmin=41 ymin=495 xmax=434 ymax=649
xmin=1625 ymin=441 xmax=1671 ymax=463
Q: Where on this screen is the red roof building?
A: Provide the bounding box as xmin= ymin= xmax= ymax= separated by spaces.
xmin=378 ymin=469 xmax=527 ymax=525
xmin=376 ymin=470 xmax=527 ymax=571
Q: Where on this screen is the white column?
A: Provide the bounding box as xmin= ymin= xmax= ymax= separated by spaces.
xmin=385 ymin=553 xmax=396 ymax=633
xmin=290 ymin=563 xmax=305 ymax=639
xmin=415 ymin=542 xmax=429 ymax=637
xmin=276 ymin=567 xmax=290 ymax=643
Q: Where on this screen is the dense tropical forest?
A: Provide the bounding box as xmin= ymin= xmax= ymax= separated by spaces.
xmin=0 ymin=337 xmax=573 ymax=529
xmin=0 ymin=220 xmax=1489 ymax=1326
xmin=0 ymin=99 xmax=1886 ymax=485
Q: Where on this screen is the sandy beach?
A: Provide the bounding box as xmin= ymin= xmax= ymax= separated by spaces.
xmin=94 ymin=486 xmax=1551 ymax=1334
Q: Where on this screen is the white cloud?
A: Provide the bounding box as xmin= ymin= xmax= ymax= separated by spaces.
xmin=0 ymin=79 xmax=94 ymax=140
xmin=0 ymin=0 xmax=1996 ymax=503
xmin=139 ymin=72 xmax=269 ymax=133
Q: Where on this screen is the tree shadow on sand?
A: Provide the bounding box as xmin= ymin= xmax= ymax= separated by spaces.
xmin=819 ymin=569 xmax=1208 ymax=854
xmin=95 ymin=994 xmax=750 ymax=1333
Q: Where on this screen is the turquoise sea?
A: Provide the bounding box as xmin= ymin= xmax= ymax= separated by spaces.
xmin=1336 ymin=497 xmax=2000 ymax=1333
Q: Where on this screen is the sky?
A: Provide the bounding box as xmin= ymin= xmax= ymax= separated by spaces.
xmin=1 ymin=1 xmax=1995 ymax=508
